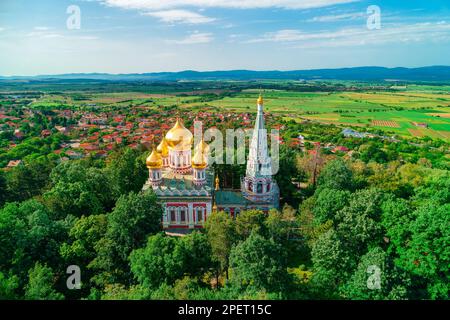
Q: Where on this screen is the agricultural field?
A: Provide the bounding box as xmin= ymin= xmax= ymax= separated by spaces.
xmin=5 ymin=81 xmax=450 ymax=140
xmin=175 ymin=87 xmax=450 ymax=140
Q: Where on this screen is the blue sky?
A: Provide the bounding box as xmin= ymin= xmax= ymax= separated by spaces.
xmin=0 ymin=0 xmax=449 ymax=75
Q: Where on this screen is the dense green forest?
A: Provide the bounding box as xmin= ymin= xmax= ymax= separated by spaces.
xmin=0 ymin=135 xmax=448 ymax=300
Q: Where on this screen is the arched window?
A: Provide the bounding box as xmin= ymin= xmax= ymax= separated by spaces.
xmin=257 ymin=183 xmax=263 ymax=194
xmin=170 ymin=208 xmax=176 ymax=223
xmin=196 ymin=208 xmax=204 ymax=223
xmin=180 ymin=207 xmax=187 ymax=223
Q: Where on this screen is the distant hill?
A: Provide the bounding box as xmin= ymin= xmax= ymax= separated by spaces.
xmin=1 ymin=66 xmax=450 ymax=82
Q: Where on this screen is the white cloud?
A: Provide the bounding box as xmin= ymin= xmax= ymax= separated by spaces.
xmin=144 ymin=9 xmax=215 ymax=24
xmin=34 ymin=26 xmax=50 ymax=31
xmin=309 ymin=12 xmax=365 ymax=22
xmin=168 ymin=31 xmax=214 ymax=44
xmin=100 ymin=0 xmax=358 ymax=10
xmin=26 ymin=30 xmax=98 ymax=41
xmin=248 ymin=21 xmax=450 ymax=48
xmin=27 ymin=31 xmax=64 ymax=38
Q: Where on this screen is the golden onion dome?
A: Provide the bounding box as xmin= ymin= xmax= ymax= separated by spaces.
xmin=156 ymin=137 xmax=169 ymax=157
xmin=165 ymin=119 xmax=193 ymax=150
xmin=195 ymin=138 xmax=209 ymax=154
xmin=146 ymin=149 xmax=163 ymax=169
xmin=257 ymin=94 xmax=263 ymax=105
xmin=192 ymin=141 xmax=208 ymax=169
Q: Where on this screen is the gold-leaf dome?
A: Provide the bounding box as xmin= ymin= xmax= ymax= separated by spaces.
xmin=146 ymin=149 xmax=163 ymax=169
xmin=192 ymin=139 xmax=208 ymax=169
xmin=257 ymin=94 xmax=263 ymax=105
xmin=156 ymin=137 xmax=169 ymax=157
xmin=165 ymin=119 xmax=193 ymax=150
xmin=195 ymin=138 xmax=209 ymax=154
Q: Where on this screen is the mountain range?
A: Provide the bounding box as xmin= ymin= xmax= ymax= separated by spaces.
xmin=1 ymin=66 xmax=450 ymax=82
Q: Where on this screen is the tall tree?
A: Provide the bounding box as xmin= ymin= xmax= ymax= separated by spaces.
xmin=6 ymin=160 xmax=54 ymax=202
xmin=317 ymin=158 xmax=354 ymax=191
xmin=310 ymin=229 xmax=354 ymax=298
xmin=229 ymin=231 xmax=291 ymax=296
xmin=265 ymin=205 xmax=298 ymax=245
xmin=61 ymin=214 xmax=108 ymax=266
xmin=178 ymin=231 xmax=214 ymax=278
xmin=205 ymin=211 xmax=236 ymax=282
xmin=335 ymin=188 xmax=385 ymax=256
xmin=0 ymin=171 xmax=7 ymax=207
xmin=341 ymin=247 xmax=411 ymax=300
xmin=60 ymin=214 xmax=108 ymax=298
xmin=397 ymin=202 xmax=450 ymax=299
xmin=0 ymin=199 xmax=70 ymax=284
xmin=106 ymin=148 xmax=147 ymax=197
xmin=44 ymin=161 xmax=115 ymax=218
xmin=0 ymin=272 xmax=19 ymax=299
xmin=91 ymin=191 xmax=162 ymax=284
xmin=24 ymin=262 xmax=64 ymax=300
xmin=313 ymin=188 xmax=351 ymax=224
xmin=129 ymin=233 xmax=183 ymax=289
xmin=235 ymin=209 xmax=266 ymax=240
xmin=275 ymin=146 xmax=303 ymax=207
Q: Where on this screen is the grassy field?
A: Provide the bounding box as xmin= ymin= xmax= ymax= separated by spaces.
xmin=175 ymin=88 xmax=450 ymax=140
xmin=24 ymin=82 xmax=450 ymax=141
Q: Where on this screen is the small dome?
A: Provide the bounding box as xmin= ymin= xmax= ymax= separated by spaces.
xmin=156 ymin=137 xmax=169 ymax=157
xmin=195 ymin=138 xmax=209 ymax=154
xmin=257 ymin=94 xmax=263 ymax=105
xmin=165 ymin=119 xmax=193 ymax=150
xmin=146 ymin=149 xmax=162 ymax=169
xmin=192 ymin=139 xmax=208 ymax=169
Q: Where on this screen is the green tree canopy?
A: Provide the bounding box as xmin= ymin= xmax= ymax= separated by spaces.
xmin=130 ymin=233 xmax=183 ymax=289
xmin=341 ymin=247 xmax=411 ymax=300
xmin=24 ymin=262 xmax=64 ymax=300
xmin=0 ymin=199 xmax=71 ymax=284
xmin=229 ymin=231 xmax=291 ymax=297
xmin=43 ymin=161 xmax=115 ymax=217
xmin=205 ymin=211 xmax=236 ymax=279
xmin=235 ymin=209 xmax=267 ymax=240
xmin=0 ymin=272 xmax=19 ymax=299
xmin=60 ymin=214 xmax=108 ymax=267
xmin=313 ymin=188 xmax=351 ymax=224
xmin=398 ymin=202 xmax=450 ymax=299
xmin=310 ymin=229 xmax=355 ymax=297
xmin=0 ymin=171 xmax=7 ymax=207
xmin=91 ymin=191 xmax=162 ymax=284
xmin=178 ymin=231 xmax=214 ymax=278
xmin=106 ymin=148 xmax=147 ymax=197
xmin=317 ymin=158 xmax=354 ymax=191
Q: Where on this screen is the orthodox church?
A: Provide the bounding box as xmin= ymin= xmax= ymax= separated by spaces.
xmin=143 ymin=95 xmax=279 ymax=231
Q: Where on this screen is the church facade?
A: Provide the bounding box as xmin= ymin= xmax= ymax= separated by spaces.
xmin=143 ymin=95 xmax=279 ymax=231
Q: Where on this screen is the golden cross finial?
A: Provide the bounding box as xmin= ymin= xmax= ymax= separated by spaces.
xmin=215 ymin=175 xmax=220 ymax=190
xmin=257 ymin=93 xmax=263 ymax=105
